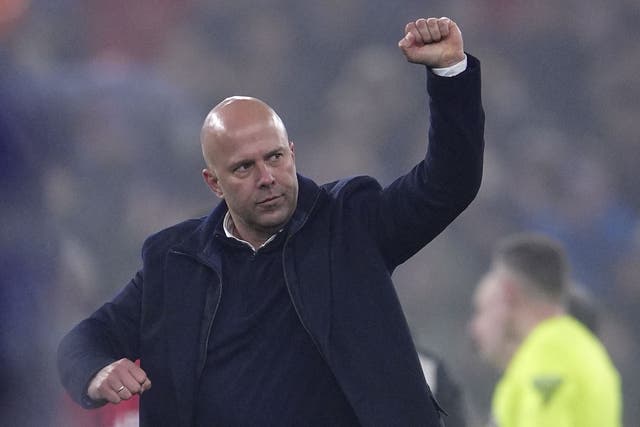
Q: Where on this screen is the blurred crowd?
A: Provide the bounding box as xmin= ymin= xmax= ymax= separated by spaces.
xmin=1 ymin=0 xmax=638 ymax=426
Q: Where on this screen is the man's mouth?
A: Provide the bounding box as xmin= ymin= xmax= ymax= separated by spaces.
xmin=257 ymin=195 xmax=281 ymax=205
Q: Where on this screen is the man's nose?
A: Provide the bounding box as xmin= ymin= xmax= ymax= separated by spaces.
xmin=256 ymin=162 xmax=275 ymax=186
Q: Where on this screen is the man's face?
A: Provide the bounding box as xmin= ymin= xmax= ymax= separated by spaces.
xmin=469 ymin=270 xmax=514 ymax=369
xmin=203 ymin=116 xmax=298 ymax=239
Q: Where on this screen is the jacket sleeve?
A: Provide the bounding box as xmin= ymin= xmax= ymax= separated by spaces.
xmin=372 ymin=53 xmax=484 ymax=268
xmin=57 ymin=269 xmax=144 ymax=409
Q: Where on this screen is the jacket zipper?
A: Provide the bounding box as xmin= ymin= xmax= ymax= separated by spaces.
xmin=170 ymin=188 xmax=324 ymax=377
xmin=198 ymin=273 xmax=221 ymax=379
xmin=280 ymin=192 xmax=329 ymax=365
xmin=168 ymin=249 xmax=223 ymax=379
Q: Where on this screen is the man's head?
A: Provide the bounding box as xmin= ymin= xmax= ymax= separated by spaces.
xmin=200 ymin=96 xmax=298 ymax=246
xmin=469 ymin=233 xmax=569 ymax=370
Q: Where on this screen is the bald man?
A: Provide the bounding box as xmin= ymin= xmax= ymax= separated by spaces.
xmin=58 ymin=17 xmax=484 ymax=426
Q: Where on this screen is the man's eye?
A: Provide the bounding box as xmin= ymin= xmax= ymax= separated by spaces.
xmin=235 ymin=163 xmax=251 ymax=172
xmin=270 ymin=153 xmax=283 ymax=161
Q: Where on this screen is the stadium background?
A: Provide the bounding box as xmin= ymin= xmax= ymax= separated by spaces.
xmin=1 ymin=0 xmax=638 ymax=425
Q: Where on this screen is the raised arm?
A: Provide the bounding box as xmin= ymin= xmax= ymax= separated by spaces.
xmin=370 ymin=17 xmax=484 ymax=268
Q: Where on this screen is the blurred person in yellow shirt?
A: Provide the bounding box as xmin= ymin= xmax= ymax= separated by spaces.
xmin=469 ymin=233 xmax=622 ymax=427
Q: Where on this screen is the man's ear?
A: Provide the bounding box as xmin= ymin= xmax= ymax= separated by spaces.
xmin=289 ymin=141 xmax=295 ymax=157
xmin=202 ymin=168 xmax=224 ymax=198
xmin=501 ymin=277 xmax=523 ymax=309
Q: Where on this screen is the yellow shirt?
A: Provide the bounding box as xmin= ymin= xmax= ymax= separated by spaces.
xmin=491 ymin=315 xmax=622 ymax=427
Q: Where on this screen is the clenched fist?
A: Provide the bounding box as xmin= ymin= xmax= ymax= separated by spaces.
xmin=87 ymin=358 xmax=152 ymax=404
xmin=398 ymin=17 xmax=465 ymax=68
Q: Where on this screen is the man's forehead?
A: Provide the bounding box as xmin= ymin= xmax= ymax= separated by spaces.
xmin=204 ymin=125 xmax=290 ymax=168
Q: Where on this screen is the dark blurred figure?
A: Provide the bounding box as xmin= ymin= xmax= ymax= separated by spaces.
xmin=418 ymin=348 xmax=468 ymax=427
xmin=1 ymin=1 xmax=59 ymax=425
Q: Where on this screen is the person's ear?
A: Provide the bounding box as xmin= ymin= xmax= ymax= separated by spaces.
xmin=202 ymin=168 xmax=224 ymax=198
xmin=501 ymin=277 xmax=522 ymax=308
xmin=289 ymin=141 xmax=295 ymax=157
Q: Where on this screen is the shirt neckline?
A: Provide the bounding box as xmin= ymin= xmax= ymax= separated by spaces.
xmin=223 ymin=211 xmax=280 ymax=252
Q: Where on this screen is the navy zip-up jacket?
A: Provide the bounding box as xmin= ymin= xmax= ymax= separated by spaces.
xmin=58 ymin=55 xmax=484 ymax=427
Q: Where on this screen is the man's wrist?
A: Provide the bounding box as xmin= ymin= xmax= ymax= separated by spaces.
xmin=431 ymin=54 xmax=467 ymax=77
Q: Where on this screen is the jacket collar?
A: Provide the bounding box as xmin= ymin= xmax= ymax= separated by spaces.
xmin=172 ymin=174 xmax=323 ymax=264
xmin=286 ymin=174 xmax=324 ymax=236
